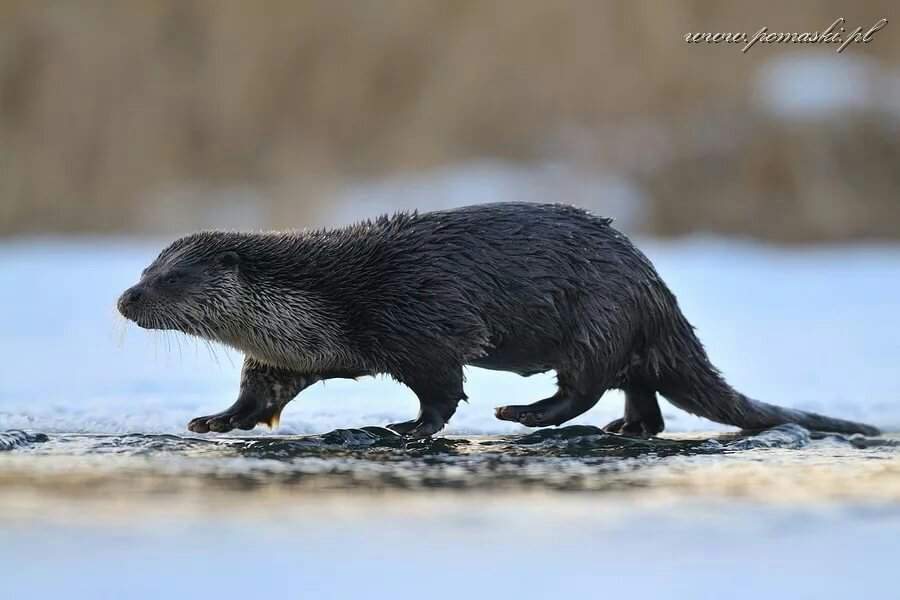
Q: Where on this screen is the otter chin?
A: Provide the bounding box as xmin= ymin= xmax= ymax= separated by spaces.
xmin=117 ymin=202 xmax=880 ymax=439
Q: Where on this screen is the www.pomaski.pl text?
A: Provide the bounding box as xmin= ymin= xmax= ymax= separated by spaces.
xmin=684 ymin=17 xmax=887 ymax=53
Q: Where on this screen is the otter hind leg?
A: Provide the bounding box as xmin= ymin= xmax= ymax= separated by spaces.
xmin=187 ymin=358 xmax=319 ymax=434
xmin=387 ymin=368 xmax=466 ymax=439
xmin=604 ymin=385 xmax=664 ymax=437
xmin=495 ymin=369 xmax=608 ymax=428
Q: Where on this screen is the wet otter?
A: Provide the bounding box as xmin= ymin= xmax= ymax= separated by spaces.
xmin=117 ymin=202 xmax=879 ymax=438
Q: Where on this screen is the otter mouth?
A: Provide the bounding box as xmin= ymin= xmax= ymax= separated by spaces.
xmin=129 ymin=314 xmax=166 ymax=330
xmin=119 ymin=302 xmax=206 ymax=337
xmin=117 ymin=285 xmax=212 ymax=338
xmin=118 ymin=296 xmax=169 ymax=331
xmin=118 ymin=306 xmax=165 ymax=330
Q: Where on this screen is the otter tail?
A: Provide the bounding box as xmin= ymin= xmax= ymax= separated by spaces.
xmin=653 ymin=316 xmax=880 ymax=437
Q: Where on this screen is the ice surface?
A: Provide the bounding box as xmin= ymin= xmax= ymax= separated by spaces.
xmin=4 ymin=503 xmax=900 ymax=600
xmin=1 ymin=236 xmax=897 ymax=436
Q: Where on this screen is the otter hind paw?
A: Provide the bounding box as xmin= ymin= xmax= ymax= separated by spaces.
xmin=603 ymin=416 xmax=663 ymax=438
xmin=386 ymin=419 xmax=419 ymax=435
xmin=386 ymin=417 xmax=445 ymax=439
xmin=494 ymin=405 xmax=557 ymax=428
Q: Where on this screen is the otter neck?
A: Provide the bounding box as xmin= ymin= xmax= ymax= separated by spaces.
xmin=214 ymin=295 xmax=361 ymax=373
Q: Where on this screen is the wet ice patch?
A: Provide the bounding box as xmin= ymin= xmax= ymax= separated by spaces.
xmin=724 ymin=424 xmax=811 ymax=451
xmin=0 ymin=430 xmax=48 ymax=451
xmin=1 ymin=426 xmax=895 ymax=496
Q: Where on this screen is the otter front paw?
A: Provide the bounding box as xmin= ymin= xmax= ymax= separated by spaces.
xmin=187 ymin=403 xmax=283 ymax=434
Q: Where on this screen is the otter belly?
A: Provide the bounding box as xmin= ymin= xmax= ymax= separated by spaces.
xmin=469 ymin=343 xmax=555 ymax=377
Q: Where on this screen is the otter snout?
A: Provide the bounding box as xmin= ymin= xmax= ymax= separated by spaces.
xmin=117 ymin=285 xmax=145 ymax=320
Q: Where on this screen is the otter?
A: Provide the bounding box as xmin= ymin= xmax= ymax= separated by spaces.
xmin=117 ymin=202 xmax=879 ymax=438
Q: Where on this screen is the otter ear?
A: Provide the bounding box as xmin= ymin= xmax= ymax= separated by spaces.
xmin=218 ymin=251 xmax=240 ymax=270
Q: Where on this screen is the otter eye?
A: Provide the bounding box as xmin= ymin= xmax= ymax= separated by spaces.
xmin=165 ymin=274 xmax=180 ymax=285
xmin=219 ymin=251 xmax=239 ymax=268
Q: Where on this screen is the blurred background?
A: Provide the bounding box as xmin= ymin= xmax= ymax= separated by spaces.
xmin=1 ymin=0 xmax=898 ymax=240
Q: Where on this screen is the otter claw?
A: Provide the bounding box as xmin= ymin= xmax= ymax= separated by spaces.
xmin=187 ymin=417 xmax=212 ymax=434
xmin=207 ymin=418 xmax=233 ymax=433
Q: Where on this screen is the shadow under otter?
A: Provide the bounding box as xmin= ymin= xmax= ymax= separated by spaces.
xmin=117 ymin=202 xmax=879 ymax=438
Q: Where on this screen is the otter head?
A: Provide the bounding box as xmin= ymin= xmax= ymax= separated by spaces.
xmin=117 ymin=233 xmax=242 ymax=340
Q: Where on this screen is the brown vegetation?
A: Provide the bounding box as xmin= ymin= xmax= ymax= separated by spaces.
xmin=0 ymin=1 xmax=897 ymax=239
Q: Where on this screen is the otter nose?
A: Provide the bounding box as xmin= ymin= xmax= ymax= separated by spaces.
xmin=117 ymin=286 xmax=144 ymax=315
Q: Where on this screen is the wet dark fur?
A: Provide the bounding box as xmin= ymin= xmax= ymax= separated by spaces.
xmin=117 ymin=202 xmax=880 ymax=438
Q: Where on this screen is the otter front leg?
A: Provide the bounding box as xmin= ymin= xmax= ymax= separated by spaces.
xmin=387 ymin=369 xmax=466 ymax=439
xmin=188 ymin=358 xmax=318 ymax=434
